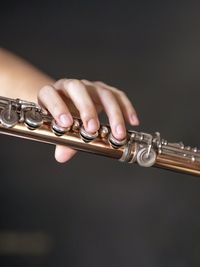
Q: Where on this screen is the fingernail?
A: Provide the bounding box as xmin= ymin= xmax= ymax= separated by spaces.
xmin=130 ymin=114 xmax=139 ymax=125
xmin=59 ymin=114 xmax=73 ymax=127
xmin=87 ymin=118 xmax=98 ymax=132
xmin=115 ymin=124 xmax=125 ymax=138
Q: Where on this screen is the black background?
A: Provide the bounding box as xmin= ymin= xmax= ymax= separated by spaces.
xmin=1 ymin=1 xmax=200 ymax=266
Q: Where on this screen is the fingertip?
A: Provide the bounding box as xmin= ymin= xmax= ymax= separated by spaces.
xmin=85 ymin=118 xmax=100 ymax=133
xmin=55 ymin=146 xmax=77 ymax=163
xmin=113 ymin=124 xmax=126 ymax=140
xmin=58 ymin=113 xmax=73 ymax=128
xmin=130 ymin=114 xmax=140 ymax=126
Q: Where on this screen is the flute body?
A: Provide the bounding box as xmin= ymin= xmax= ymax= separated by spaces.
xmin=0 ymin=96 xmax=199 ymax=176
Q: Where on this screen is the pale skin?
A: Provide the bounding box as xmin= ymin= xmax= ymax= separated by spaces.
xmin=0 ymin=48 xmax=139 ymax=162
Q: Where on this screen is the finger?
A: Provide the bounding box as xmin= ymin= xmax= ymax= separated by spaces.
xmin=81 ymin=80 xmax=127 ymax=139
xmin=54 ymin=79 xmax=100 ymax=133
xmin=38 ymin=85 xmax=73 ymax=128
xmin=113 ymin=92 xmax=139 ymax=125
xmin=94 ymin=81 xmax=139 ymax=125
xmin=81 ymin=79 xmax=103 ymax=113
xmin=55 ymin=145 xmax=77 ymax=163
xmin=95 ymin=87 xmax=127 ymax=140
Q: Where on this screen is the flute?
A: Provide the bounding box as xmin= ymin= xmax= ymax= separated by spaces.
xmin=0 ymin=96 xmax=199 ymax=176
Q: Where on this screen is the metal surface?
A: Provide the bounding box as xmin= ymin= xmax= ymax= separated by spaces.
xmin=0 ymin=96 xmax=200 ymax=176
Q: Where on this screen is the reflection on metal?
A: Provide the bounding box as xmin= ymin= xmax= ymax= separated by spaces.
xmin=0 ymin=231 xmax=52 ymax=255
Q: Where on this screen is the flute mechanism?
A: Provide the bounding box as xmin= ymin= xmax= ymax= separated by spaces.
xmin=0 ymin=96 xmax=199 ymax=176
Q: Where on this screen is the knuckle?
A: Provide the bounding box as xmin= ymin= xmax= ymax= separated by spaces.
xmin=81 ymin=107 xmax=96 ymax=120
xmin=94 ymin=80 xmax=105 ymax=87
xmin=101 ymin=89 xmax=114 ymax=98
xmin=94 ymin=80 xmax=103 ymax=84
xmin=81 ymin=107 xmax=94 ymax=117
xmin=38 ymin=85 xmax=53 ymax=99
xmin=52 ymin=101 xmax=61 ymax=112
xmin=117 ymin=90 xmax=126 ymax=97
xmin=113 ymin=112 xmax=124 ymax=122
xmin=67 ymin=79 xmax=83 ymax=89
xmin=81 ymin=79 xmax=90 ymax=84
xmin=97 ymin=86 xmax=108 ymax=94
xmin=60 ymin=78 xmax=68 ymax=85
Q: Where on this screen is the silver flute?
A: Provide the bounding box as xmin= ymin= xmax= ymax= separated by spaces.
xmin=0 ymin=95 xmax=199 ymax=176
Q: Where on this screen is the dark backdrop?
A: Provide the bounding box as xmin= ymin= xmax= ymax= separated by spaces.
xmin=1 ymin=1 xmax=200 ymax=266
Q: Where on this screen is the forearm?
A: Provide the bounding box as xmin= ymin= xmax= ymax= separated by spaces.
xmin=0 ymin=48 xmax=54 ymax=102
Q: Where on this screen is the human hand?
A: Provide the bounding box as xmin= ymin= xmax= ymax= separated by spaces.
xmin=38 ymin=79 xmax=139 ymax=163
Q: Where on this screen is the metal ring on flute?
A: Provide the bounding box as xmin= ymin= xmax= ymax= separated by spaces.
xmin=51 ymin=119 xmax=71 ymax=136
xmin=80 ymin=126 xmax=99 ymax=142
xmin=108 ymin=133 xmax=127 ymax=148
